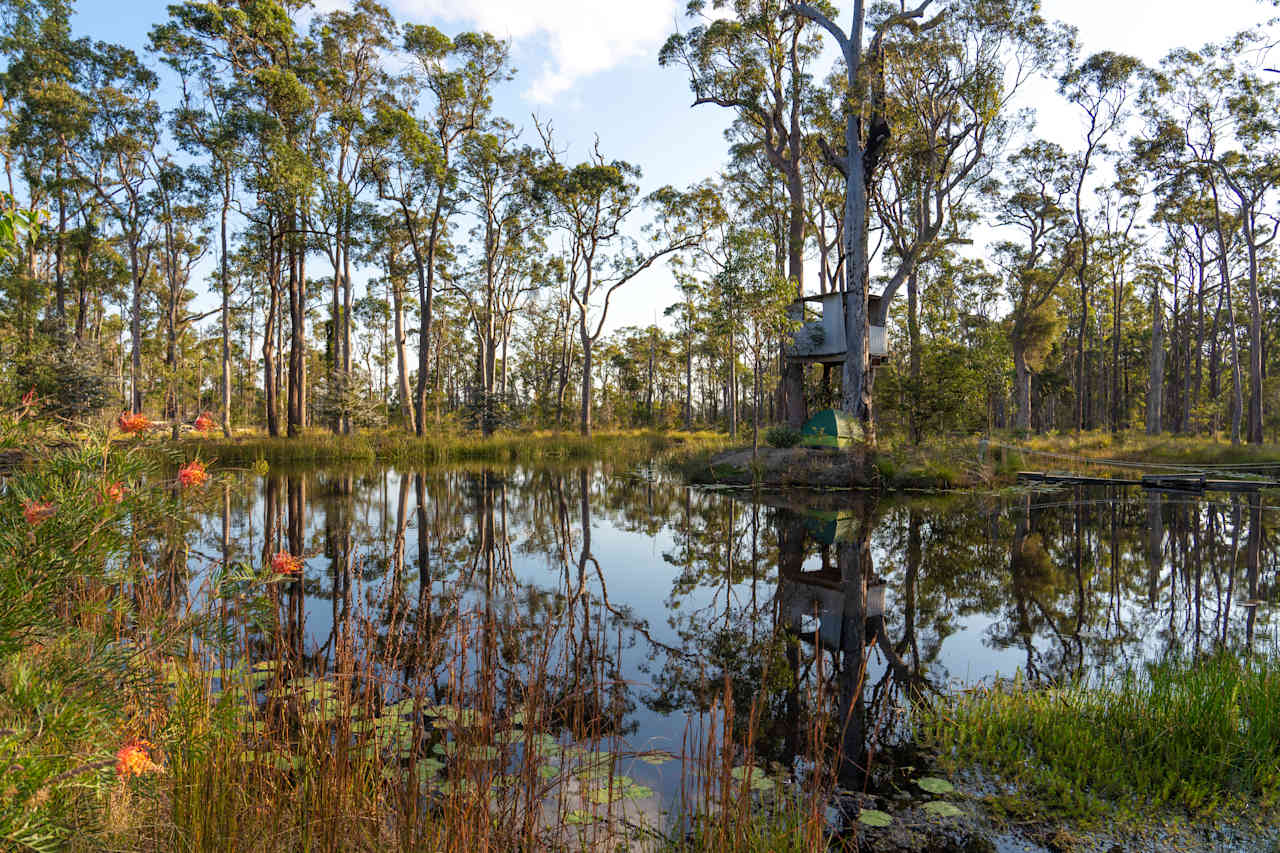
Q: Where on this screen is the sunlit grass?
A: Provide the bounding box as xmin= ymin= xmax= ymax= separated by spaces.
xmin=164 ymin=428 xmax=732 ymax=469
xmin=919 ymin=652 xmax=1280 ymax=819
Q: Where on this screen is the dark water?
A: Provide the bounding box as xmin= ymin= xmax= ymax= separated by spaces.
xmin=174 ymin=462 xmax=1280 ymax=812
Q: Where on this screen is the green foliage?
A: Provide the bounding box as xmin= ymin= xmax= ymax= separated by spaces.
xmin=0 ymin=412 xmax=182 ymax=848
xmin=764 ymin=426 xmax=801 ymax=448
xmin=920 ymin=653 xmax=1280 ymax=817
xmin=14 ymin=340 xmax=111 ymax=419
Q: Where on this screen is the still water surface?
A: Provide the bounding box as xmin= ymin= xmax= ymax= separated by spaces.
xmin=174 ymin=461 xmax=1280 ymax=812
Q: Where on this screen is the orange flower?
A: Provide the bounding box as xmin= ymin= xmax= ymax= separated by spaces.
xmin=271 ymin=551 xmax=303 ymax=575
xmin=115 ymin=738 xmax=161 ymax=780
xmin=178 ymin=460 xmax=208 ymax=488
xmin=117 ymin=412 xmax=150 ymax=434
xmin=193 ymin=412 xmax=216 ymax=433
xmin=22 ymin=499 xmax=55 ymax=526
xmin=99 ymin=481 xmax=126 ymax=504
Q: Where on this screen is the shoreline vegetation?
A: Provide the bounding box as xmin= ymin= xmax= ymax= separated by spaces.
xmin=5 ymin=416 xmax=1280 ymax=851
xmin=166 ymin=427 xmax=735 ymax=468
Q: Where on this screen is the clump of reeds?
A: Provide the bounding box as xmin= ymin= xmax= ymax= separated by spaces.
xmin=920 ymin=653 xmax=1280 ymax=816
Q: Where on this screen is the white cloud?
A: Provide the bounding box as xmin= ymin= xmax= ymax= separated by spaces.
xmin=389 ymin=0 xmax=681 ymax=102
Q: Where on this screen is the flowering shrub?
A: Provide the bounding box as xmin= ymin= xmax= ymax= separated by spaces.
xmin=0 ymin=408 xmax=178 ymax=847
xmin=271 ymin=551 xmax=303 ymax=575
xmin=115 ymin=738 xmax=162 ymax=780
xmin=193 ymin=412 xmax=216 ymax=433
xmin=118 ymin=411 xmax=151 ymax=434
xmin=22 ymin=499 xmax=55 ymax=526
xmin=99 ymin=481 xmax=126 ymax=504
xmin=178 ymin=460 xmax=208 ymax=488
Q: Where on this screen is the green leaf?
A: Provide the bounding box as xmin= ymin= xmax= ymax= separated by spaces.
xmin=915 ymin=776 xmax=955 ymax=795
xmin=922 ymin=801 xmax=964 ymax=818
xmin=858 ymin=809 xmax=893 ymax=827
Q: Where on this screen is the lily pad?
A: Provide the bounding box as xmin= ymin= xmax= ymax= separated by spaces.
xmin=858 ymin=809 xmax=893 ymax=827
xmin=922 ymin=800 xmax=964 ymax=818
xmin=729 ymin=765 xmax=777 ymax=792
xmin=915 ymin=776 xmax=955 ymax=795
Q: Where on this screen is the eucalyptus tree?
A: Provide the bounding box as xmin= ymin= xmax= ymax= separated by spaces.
xmin=395 ymin=26 xmax=512 ymax=434
xmin=1147 ymin=45 xmax=1258 ymax=443
xmin=784 ymin=0 xmax=949 ymax=443
xmin=534 ymin=127 xmax=718 ymax=435
xmin=1199 ymin=51 xmax=1280 ymax=444
xmin=78 ymin=43 xmax=160 ymax=412
xmin=1058 ymin=51 xmax=1144 ymax=431
xmin=149 ymin=158 xmax=211 ymax=436
xmin=152 ymin=16 xmax=248 ymax=436
xmin=156 ymin=0 xmax=320 ymax=436
xmin=988 ymin=140 xmax=1076 ymax=432
xmin=0 ymin=0 xmax=92 ymax=334
xmin=310 ymin=0 xmax=395 ymax=434
xmin=872 ymin=0 xmax=1065 ymax=440
xmin=453 ymin=121 xmax=545 ymax=434
xmin=665 ymin=265 xmax=705 ymax=429
xmin=661 ymin=0 xmax=833 ymax=428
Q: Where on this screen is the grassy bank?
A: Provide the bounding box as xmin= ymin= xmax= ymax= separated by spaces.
xmin=164 ymin=428 xmax=731 ymax=469
xmin=1002 ymin=429 xmax=1280 ymax=473
xmin=919 ymin=653 xmax=1280 ymax=820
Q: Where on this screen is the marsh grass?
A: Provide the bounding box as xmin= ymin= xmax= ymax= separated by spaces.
xmin=164 ymin=429 xmax=731 ymax=470
xmin=920 ymin=653 xmax=1280 ymax=818
xmin=1014 ymin=429 xmax=1280 ymax=474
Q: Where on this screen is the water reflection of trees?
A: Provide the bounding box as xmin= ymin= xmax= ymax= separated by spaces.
xmin=189 ymin=471 xmax=1280 ymax=789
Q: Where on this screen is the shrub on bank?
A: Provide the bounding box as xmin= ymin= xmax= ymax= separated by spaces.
xmin=764 ymin=426 xmax=802 ymax=448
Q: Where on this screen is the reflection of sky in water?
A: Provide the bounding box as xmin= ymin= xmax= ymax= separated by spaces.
xmin=182 ymin=468 xmax=1280 ymax=805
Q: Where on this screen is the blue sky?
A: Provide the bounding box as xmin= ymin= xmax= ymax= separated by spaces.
xmin=69 ymin=0 xmax=1274 ymax=334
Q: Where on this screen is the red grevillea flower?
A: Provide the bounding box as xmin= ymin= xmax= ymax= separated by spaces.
xmin=117 ymin=412 xmax=151 ymax=434
xmin=20 ymin=387 xmax=36 ymax=408
xmin=193 ymin=412 xmax=216 ymax=433
xmin=271 ymin=551 xmax=303 ymax=575
xmin=22 ymin=499 xmax=55 ymax=526
xmin=99 ymin=481 xmax=126 ymax=504
xmin=178 ymin=460 xmax=208 ymax=488
xmin=115 ymin=738 xmax=161 ymax=780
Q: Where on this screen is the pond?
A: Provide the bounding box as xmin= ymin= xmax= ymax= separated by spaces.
xmin=167 ymin=460 xmax=1280 ymax=842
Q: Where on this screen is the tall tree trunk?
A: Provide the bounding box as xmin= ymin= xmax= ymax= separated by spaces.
xmin=287 ymin=219 xmax=304 ymax=438
xmin=129 ymin=235 xmax=143 ymax=413
xmin=1245 ymin=214 xmax=1264 ymax=444
xmin=390 ymin=248 xmax=416 ymax=434
xmin=265 ymin=240 xmax=281 ymax=438
xmin=1013 ymin=340 xmax=1032 ymax=433
xmin=907 ymin=266 xmax=921 ymax=444
xmin=1147 ymin=283 xmax=1164 ymax=435
xmin=220 ymin=177 xmax=232 ymax=437
xmin=579 ymin=317 xmax=592 ymax=436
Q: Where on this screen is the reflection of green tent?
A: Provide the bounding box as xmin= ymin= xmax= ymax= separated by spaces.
xmin=801 ymin=409 xmax=862 ymax=448
xmin=802 ymin=509 xmax=857 ymax=545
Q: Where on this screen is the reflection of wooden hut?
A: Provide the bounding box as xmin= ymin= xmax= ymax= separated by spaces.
xmin=780 ymin=572 xmax=886 ymax=653
xmin=785 ymin=292 xmax=889 ymax=366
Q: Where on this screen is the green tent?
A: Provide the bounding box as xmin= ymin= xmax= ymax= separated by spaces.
xmin=802 ymin=510 xmax=858 ymax=545
xmin=800 ymin=409 xmax=862 ymax=448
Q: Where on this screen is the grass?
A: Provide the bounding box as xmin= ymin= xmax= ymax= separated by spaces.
xmin=1008 ymin=429 xmax=1280 ymax=474
xmin=919 ymin=652 xmax=1280 ymax=820
xmin=161 ymin=427 xmax=732 ymax=470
